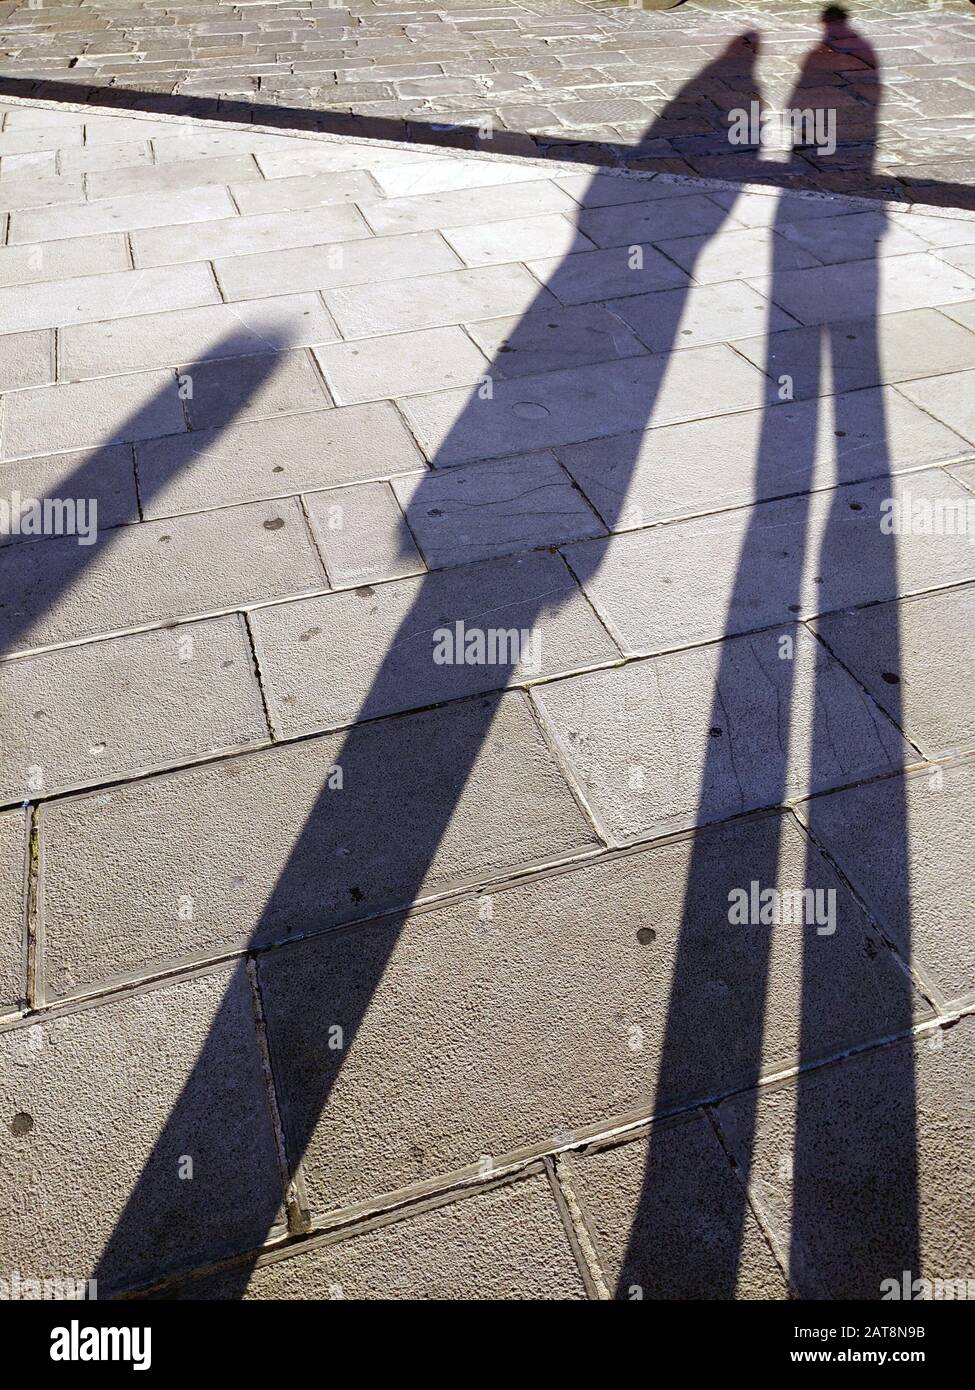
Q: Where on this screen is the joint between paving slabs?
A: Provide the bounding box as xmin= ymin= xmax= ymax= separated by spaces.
xmin=245 ymin=956 xmax=312 ymax=1237
xmin=702 ymin=1102 xmax=799 ymax=1299
xmin=546 ymin=1152 xmax=611 ymax=1300
xmin=242 ymin=606 xmax=280 ymax=740
xmin=785 ymin=801 xmax=947 ymax=1018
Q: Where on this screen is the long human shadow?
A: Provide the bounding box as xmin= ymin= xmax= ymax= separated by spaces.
xmin=618 ymin=10 xmax=918 ymax=1299
xmin=89 ymin=35 xmax=769 ymax=1296
xmin=0 ymin=326 xmax=296 ymax=660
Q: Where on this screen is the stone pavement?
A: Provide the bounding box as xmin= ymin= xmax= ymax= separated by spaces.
xmin=2 ymin=1 xmax=975 ymax=207
xmin=0 ymin=92 xmax=974 ymax=1300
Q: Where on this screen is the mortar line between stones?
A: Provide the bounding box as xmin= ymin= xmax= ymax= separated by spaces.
xmin=702 ymin=1102 xmax=800 ymax=1300
xmin=245 ymin=957 xmax=312 ymax=1237
xmin=546 ymin=1152 xmax=610 ymax=1300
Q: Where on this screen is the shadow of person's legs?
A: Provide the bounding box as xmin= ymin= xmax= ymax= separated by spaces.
xmin=615 ymin=7 xmax=918 ymax=1299
xmin=89 ymin=36 xmax=770 ymax=1297
xmin=790 ymin=269 xmax=918 ymax=1298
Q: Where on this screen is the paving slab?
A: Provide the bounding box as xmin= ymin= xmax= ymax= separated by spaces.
xmin=325 ymin=261 xmax=552 ymax=339
xmin=897 ymin=367 xmax=975 ymax=445
xmin=358 ymin=179 xmax=577 ymax=236
xmin=59 ymin=294 xmax=340 ymax=380
xmin=442 ymin=212 xmax=594 ymax=266
xmin=229 ymin=169 xmax=381 ymax=216
xmin=130 ymin=202 xmax=371 ymax=269
xmin=778 ymin=209 xmax=932 ymax=265
xmin=555 ymin=387 xmax=968 ymax=530
xmin=655 ymin=226 xmax=823 ymax=284
xmin=750 ymin=253 xmax=975 ymax=326
xmin=9 ymin=185 xmax=238 ymax=243
xmin=732 ymin=306 xmax=975 ymax=399
xmin=575 ymin=191 xmax=729 ymax=249
xmin=137 ymin=402 xmax=424 ymax=519
xmin=37 ymin=692 xmax=598 ymax=996
xmin=180 ymin=349 xmax=331 ymax=431
xmin=368 ymin=159 xmax=557 ymax=199
xmin=607 ymin=280 xmax=796 ymax=352
xmin=0 ymin=808 xmax=27 ymax=1012
xmin=0 ymin=497 xmax=325 ymax=653
xmin=0 ymin=260 xmax=219 ymax=335
xmin=796 ymin=759 xmax=975 ymax=1009
xmin=464 ymin=303 xmax=646 ymax=378
xmin=526 ymin=243 xmax=688 ymax=304
xmin=0 ymin=328 xmax=53 ymax=393
xmin=313 ymin=325 xmax=488 ymax=405
xmin=814 ymin=585 xmax=975 ymax=761
xmin=532 ymin=625 xmax=908 ymax=844
xmin=2 ymin=369 xmax=185 ymax=459
xmin=0 ymin=443 xmax=138 ymax=553
xmin=250 ymin=550 xmax=617 ymax=737
xmin=715 ymin=1015 xmax=975 ymax=1299
xmin=85 ymin=154 xmax=262 ymax=201
xmin=562 ymin=470 xmax=975 ymax=655
xmin=391 ymin=452 xmax=604 ymax=567
xmin=257 ymin=811 xmax=917 ymax=1219
xmin=0 ymin=613 xmax=267 ymax=804
xmin=214 ymin=229 xmax=460 ymax=302
xmin=0 ymin=965 xmax=285 ymax=1296
xmin=565 ymin=1118 xmax=788 ymax=1299
xmin=180 ymin=1175 xmax=586 ymax=1300
xmin=0 ymin=231 xmax=129 ymax=288
xmin=303 ymin=481 xmax=425 ymax=588
xmin=402 ymin=346 xmax=765 ymax=467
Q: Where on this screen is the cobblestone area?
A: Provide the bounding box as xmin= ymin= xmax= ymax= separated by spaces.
xmin=1 ymin=2 xmax=975 ymax=206
xmin=0 ymin=95 xmax=974 ymax=1298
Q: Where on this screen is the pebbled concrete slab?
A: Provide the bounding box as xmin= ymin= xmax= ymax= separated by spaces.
xmin=0 ymin=965 xmax=285 ymax=1296
xmin=2 ymin=370 xmax=185 ymax=459
xmin=137 ymin=402 xmax=424 ymax=518
xmin=815 ymin=585 xmax=975 ymax=760
xmin=130 ymin=203 xmax=371 ymax=270
xmin=9 ymin=186 xmax=237 ymax=243
xmin=555 ymin=388 xmax=968 ymax=531
xmin=179 ymin=349 xmax=331 ymax=431
xmin=532 ymin=624 xmax=909 ymax=844
xmin=732 ymin=307 xmax=975 ymax=400
xmin=0 ymin=808 xmax=27 ymax=1012
xmin=898 ymin=366 xmax=975 ymax=446
xmin=177 ymin=1174 xmax=586 ymax=1300
xmin=257 ymin=810 xmax=918 ymax=1219
xmin=325 ymin=262 xmax=551 ymax=339
xmin=465 ymin=304 xmax=646 ymax=378
xmin=715 ymin=1014 xmax=975 ymax=1300
xmin=0 ymin=443 xmax=138 ymax=552
xmin=565 ymin=1118 xmax=789 ymax=1299
xmin=0 ymin=496 xmax=326 ymax=653
xmin=749 ymin=254 xmax=975 ymax=326
xmin=0 ymin=232 xmax=129 ymax=289
xmin=402 ymin=346 xmax=764 ymax=467
xmin=214 ymin=229 xmax=460 ymax=302
xmin=250 ymin=550 xmax=617 ymax=736
xmin=0 ymin=614 xmax=268 ymax=803
xmin=0 ymin=261 xmax=219 ymax=335
xmin=797 ymin=759 xmax=975 ymax=1009
xmin=37 ymin=692 xmax=598 ymax=997
xmin=391 ymin=452 xmax=604 ymax=568
xmin=313 ymin=325 xmax=488 ymax=406
xmin=0 ymin=328 xmax=53 ymax=393
xmin=59 ymin=294 xmax=340 ymax=379
xmin=303 ymin=481 xmax=425 ymax=588
xmin=561 ymin=471 xmax=975 ymax=655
